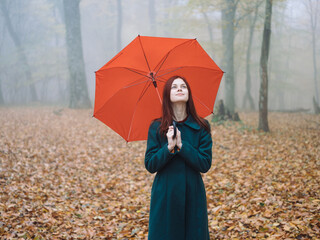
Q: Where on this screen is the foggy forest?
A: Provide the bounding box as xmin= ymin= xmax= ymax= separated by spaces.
xmin=0 ymin=0 xmax=319 ymax=112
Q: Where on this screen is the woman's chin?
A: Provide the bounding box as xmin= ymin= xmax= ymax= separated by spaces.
xmin=171 ymin=98 xmax=188 ymax=103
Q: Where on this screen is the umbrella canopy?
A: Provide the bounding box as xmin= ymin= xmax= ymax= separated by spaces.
xmin=93 ymin=35 xmax=223 ymax=142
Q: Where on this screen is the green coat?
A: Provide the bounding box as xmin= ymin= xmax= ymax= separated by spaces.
xmin=145 ymin=115 xmax=212 ymax=240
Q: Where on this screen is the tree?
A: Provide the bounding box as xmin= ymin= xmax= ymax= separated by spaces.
xmin=0 ymin=0 xmax=38 ymax=102
xmin=63 ymin=0 xmax=91 ymax=108
xmin=268 ymin=2 xmax=289 ymax=111
xmin=51 ymin=0 xmax=68 ymax=103
xmin=305 ymin=0 xmax=319 ymax=108
xmin=149 ymin=0 xmax=157 ymax=36
xmin=221 ymin=0 xmax=237 ymax=114
xmin=242 ymin=1 xmax=262 ymax=110
xmin=258 ymin=0 xmax=273 ymax=132
xmin=117 ymin=0 xmax=122 ymax=52
xmin=160 ymin=0 xmax=179 ymax=37
xmin=0 ymin=18 xmax=5 ymax=105
xmin=188 ymin=0 xmax=215 ymax=57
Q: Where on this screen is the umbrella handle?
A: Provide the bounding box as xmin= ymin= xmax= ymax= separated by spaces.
xmin=172 ymin=120 xmax=177 ymax=139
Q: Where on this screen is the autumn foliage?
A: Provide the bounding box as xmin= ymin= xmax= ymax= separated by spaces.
xmin=0 ymin=107 xmax=319 ymax=239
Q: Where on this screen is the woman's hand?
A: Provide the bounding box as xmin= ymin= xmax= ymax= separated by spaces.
xmin=167 ymin=126 xmax=182 ymax=151
xmin=176 ymin=128 xmax=182 ymax=149
xmin=166 ymin=125 xmax=177 ymax=151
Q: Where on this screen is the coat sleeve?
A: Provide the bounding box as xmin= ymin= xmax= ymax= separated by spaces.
xmin=178 ymin=122 xmax=212 ymax=173
xmin=144 ymin=121 xmax=176 ymax=174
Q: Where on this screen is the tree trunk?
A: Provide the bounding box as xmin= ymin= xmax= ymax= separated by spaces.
xmin=258 ymin=0 xmax=272 ymax=132
xmin=0 ymin=75 xmax=4 ymax=104
xmin=313 ymin=96 xmax=320 ymax=114
xmin=277 ymin=38 xmax=290 ymax=110
xmin=149 ymin=0 xmax=156 ymax=36
xmin=63 ymin=0 xmax=91 ymax=108
xmin=40 ymin=79 xmax=49 ymax=102
xmin=308 ymin=0 xmax=319 ymax=105
xmin=311 ymin=30 xmax=319 ymax=104
xmin=53 ymin=2 xmax=68 ymax=103
xmin=161 ymin=0 xmax=177 ymax=36
xmin=221 ymin=0 xmax=236 ymax=114
xmin=0 ymin=0 xmax=38 ymax=102
xmin=243 ymin=4 xmax=259 ymax=111
xmin=117 ymin=0 xmax=122 ymax=52
xmin=0 ymin=22 xmax=4 ymax=104
xmin=201 ymin=11 xmax=215 ymax=58
xmin=0 ymin=26 xmax=4 ymax=104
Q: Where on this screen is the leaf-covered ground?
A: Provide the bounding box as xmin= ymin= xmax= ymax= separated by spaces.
xmin=0 ymin=107 xmax=319 ymax=239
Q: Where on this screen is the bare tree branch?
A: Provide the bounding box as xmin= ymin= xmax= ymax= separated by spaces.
xmin=234 ymin=0 xmax=263 ymax=29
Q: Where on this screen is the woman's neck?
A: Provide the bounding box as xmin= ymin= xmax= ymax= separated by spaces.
xmin=172 ymin=102 xmax=187 ymax=121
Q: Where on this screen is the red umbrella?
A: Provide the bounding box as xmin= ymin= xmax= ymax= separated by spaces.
xmin=93 ymin=35 xmax=223 ymax=142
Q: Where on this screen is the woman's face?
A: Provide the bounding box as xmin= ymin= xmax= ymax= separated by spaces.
xmin=170 ymin=78 xmax=189 ymax=103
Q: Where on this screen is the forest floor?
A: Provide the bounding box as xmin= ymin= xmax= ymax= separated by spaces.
xmin=0 ymin=107 xmax=319 ymax=240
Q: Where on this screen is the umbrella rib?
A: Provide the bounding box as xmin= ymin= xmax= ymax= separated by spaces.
xmin=157 ymin=66 xmax=224 ymax=79
xmin=127 ymin=81 xmax=152 ymax=141
xmin=138 ymin=36 xmax=151 ymax=72
xmin=154 ymin=39 xmax=195 ymax=75
xmin=157 ymin=67 xmax=184 ymax=78
xmin=154 ymin=52 xmax=170 ymax=76
xmin=193 ymin=95 xmax=213 ymax=113
xmin=124 ymin=67 xmax=148 ymax=78
xmin=94 ymin=73 xmax=153 ymax=117
xmin=156 ymin=78 xmax=166 ymax=83
xmin=137 ymin=79 xmax=152 ymax=102
xmin=124 ymin=67 xmax=162 ymax=86
xmin=123 ymin=79 xmax=150 ymax=89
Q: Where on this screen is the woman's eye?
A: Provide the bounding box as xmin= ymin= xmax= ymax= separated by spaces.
xmin=171 ymin=86 xmax=177 ymax=89
xmin=182 ymin=85 xmax=187 ymax=88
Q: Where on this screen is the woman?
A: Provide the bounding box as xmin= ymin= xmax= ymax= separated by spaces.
xmin=145 ymin=75 xmax=212 ymax=240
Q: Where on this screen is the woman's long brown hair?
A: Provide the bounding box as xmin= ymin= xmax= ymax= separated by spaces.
xmin=157 ymin=75 xmax=210 ymax=136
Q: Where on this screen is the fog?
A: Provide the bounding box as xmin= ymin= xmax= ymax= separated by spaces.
xmin=0 ymin=0 xmax=319 ymax=112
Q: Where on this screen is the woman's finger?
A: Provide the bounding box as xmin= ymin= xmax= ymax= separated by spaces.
xmin=167 ymin=130 xmax=174 ymax=136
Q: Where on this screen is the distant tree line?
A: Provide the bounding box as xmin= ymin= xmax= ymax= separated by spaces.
xmin=0 ymin=0 xmax=319 ymax=128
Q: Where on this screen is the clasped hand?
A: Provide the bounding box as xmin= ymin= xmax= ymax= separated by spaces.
xmin=166 ymin=125 xmax=182 ymax=152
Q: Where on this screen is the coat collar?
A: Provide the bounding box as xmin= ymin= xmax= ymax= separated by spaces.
xmin=176 ymin=114 xmax=201 ymax=130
